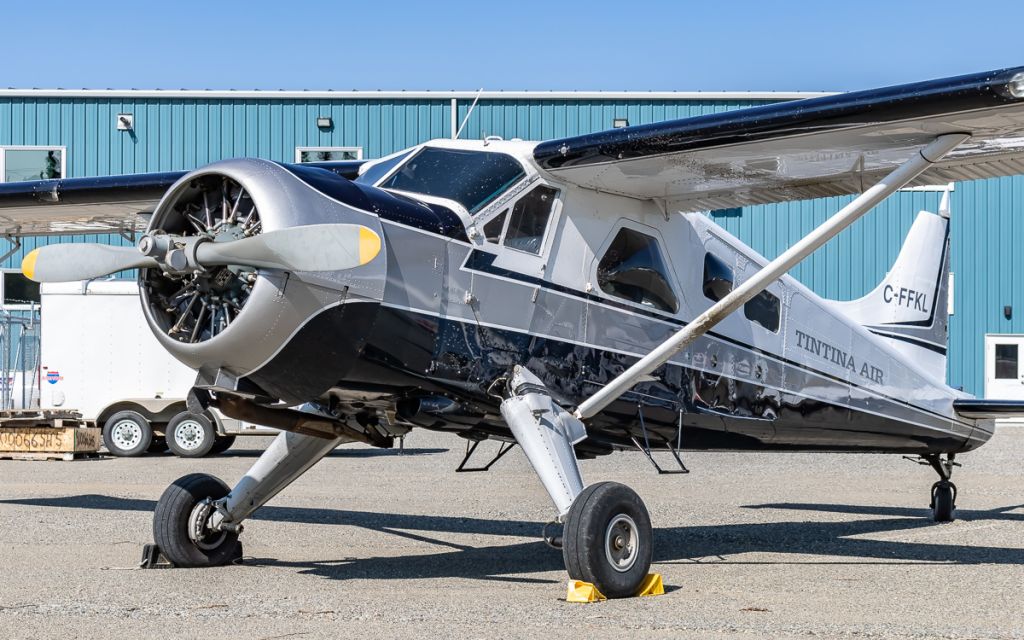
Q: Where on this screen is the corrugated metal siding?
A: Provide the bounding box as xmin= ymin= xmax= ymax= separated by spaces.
xmin=1 ymin=94 xmax=1022 ymax=395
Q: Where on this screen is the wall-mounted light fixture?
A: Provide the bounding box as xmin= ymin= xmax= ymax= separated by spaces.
xmin=117 ymin=113 xmax=134 ymax=131
xmin=1005 ymin=305 xmax=1013 ymax=320
xmin=316 ymin=116 xmax=333 ymax=129
xmin=613 ymin=117 xmax=629 ymax=128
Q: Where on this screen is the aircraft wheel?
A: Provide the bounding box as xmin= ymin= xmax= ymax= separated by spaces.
xmin=153 ymin=473 xmax=238 ymax=567
xmin=211 ymin=435 xmax=237 ymax=455
xmin=166 ymin=412 xmax=216 ymax=458
xmin=102 ymin=410 xmax=153 ymax=457
xmin=562 ymin=481 xmax=653 ymax=598
xmin=931 ymin=481 xmax=956 ymax=522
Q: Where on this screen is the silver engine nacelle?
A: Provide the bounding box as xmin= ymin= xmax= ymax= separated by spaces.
xmin=139 ymin=158 xmax=386 ymax=401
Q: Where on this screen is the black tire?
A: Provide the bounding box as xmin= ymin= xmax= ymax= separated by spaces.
xmin=562 ymin=482 xmax=653 ymax=599
xmin=166 ymin=411 xmax=217 ymax=458
xmin=102 ymin=410 xmax=153 ymax=457
xmin=932 ymin=481 xmax=956 ymax=522
xmin=210 ymin=435 xmax=237 ymax=455
xmin=153 ymin=473 xmax=238 ymax=567
xmin=148 ymin=435 xmax=170 ymax=454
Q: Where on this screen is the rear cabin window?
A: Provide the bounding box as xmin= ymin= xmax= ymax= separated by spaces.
xmin=380 ymin=147 xmax=525 ymax=213
xmin=597 ymin=228 xmax=678 ymax=313
xmin=503 ymin=185 xmax=558 ymax=254
xmin=744 ymin=289 xmax=781 ymax=333
xmin=702 ymin=253 xmax=734 ymax=302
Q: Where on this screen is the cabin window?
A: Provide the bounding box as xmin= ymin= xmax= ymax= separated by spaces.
xmin=380 ymin=147 xmax=525 ymax=213
xmin=597 ymin=228 xmax=678 ymax=313
xmin=702 ymin=253 xmax=733 ymax=302
xmin=503 ymin=186 xmax=558 ymax=254
xmin=744 ymin=289 xmax=781 ymax=333
xmin=483 ymin=210 xmax=508 ymax=243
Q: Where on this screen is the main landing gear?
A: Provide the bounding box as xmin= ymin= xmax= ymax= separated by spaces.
xmin=907 ymin=453 xmax=960 ymax=522
xmin=151 ymin=427 xmax=353 ymax=567
xmin=500 ymin=366 xmax=653 ymax=598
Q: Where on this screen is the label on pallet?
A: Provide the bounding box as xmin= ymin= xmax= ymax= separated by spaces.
xmin=0 ymin=427 xmax=101 ymax=453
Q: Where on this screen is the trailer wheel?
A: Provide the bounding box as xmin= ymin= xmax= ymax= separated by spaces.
xmin=166 ymin=412 xmax=216 ymax=458
xmin=211 ymin=436 xmax=237 ymax=455
xmin=102 ymin=410 xmax=153 ymax=457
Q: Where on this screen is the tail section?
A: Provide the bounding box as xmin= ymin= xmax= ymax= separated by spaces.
xmin=828 ymin=192 xmax=951 ymax=381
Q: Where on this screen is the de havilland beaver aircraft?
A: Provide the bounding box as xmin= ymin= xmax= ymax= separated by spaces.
xmin=5 ymin=67 xmax=1024 ymax=597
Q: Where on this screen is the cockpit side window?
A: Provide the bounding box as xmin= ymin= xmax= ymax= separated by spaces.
xmin=597 ymin=228 xmax=678 ymax=313
xmin=503 ymin=186 xmax=558 ymax=254
xmin=483 ymin=209 xmax=508 ymax=243
xmin=380 ymin=147 xmax=525 ymax=213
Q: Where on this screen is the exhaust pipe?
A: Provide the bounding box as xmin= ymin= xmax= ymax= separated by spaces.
xmin=217 ymin=395 xmax=382 ymax=446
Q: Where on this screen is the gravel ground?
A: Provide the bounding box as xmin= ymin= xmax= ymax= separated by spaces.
xmin=1 ymin=426 xmax=1023 ymax=639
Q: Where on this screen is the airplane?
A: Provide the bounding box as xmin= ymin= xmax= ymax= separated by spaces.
xmin=4 ymin=66 xmax=1024 ymax=598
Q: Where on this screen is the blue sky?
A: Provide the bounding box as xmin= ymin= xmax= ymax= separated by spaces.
xmin=4 ymin=0 xmax=1021 ymax=92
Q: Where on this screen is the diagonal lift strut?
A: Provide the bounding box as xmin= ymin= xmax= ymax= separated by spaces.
xmin=575 ymin=133 xmax=970 ymax=420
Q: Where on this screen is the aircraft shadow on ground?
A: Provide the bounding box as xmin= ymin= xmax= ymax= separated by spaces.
xmin=145 ymin=447 xmax=450 ymax=459
xmin=2 ymin=495 xmax=1023 ymax=583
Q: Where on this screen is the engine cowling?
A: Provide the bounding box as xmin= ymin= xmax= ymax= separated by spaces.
xmin=139 ymin=158 xmax=387 ymax=403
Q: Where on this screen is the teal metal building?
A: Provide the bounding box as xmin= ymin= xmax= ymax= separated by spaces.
xmin=0 ymin=88 xmax=1019 ymax=396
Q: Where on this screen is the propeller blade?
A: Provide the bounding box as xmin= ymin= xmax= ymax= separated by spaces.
xmin=194 ymin=223 xmax=381 ymax=272
xmin=22 ymin=245 xmax=158 ymax=283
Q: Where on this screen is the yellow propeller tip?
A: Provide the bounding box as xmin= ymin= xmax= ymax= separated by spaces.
xmin=358 ymin=226 xmax=382 ymax=265
xmin=21 ymin=249 xmax=39 ymax=281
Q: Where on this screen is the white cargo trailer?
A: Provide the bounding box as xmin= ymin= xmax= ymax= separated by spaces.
xmin=39 ymin=280 xmax=275 ymax=457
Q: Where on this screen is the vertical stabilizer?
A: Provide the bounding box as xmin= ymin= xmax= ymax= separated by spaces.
xmin=827 ymin=194 xmax=951 ymax=381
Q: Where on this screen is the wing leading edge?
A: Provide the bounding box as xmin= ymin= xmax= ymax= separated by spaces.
xmin=0 ymin=160 xmax=365 ymax=236
xmin=534 ymin=67 xmax=1024 ymax=211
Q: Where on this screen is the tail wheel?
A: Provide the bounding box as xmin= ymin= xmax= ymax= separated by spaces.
xmin=562 ymin=481 xmax=653 ymax=598
xmin=931 ymin=481 xmax=956 ymax=522
xmin=153 ymin=473 xmax=238 ymax=567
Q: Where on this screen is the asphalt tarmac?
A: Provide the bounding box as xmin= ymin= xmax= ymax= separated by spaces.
xmin=1 ymin=426 xmax=1023 ymax=639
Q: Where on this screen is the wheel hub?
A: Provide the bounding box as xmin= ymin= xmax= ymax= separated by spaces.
xmin=174 ymin=420 xmax=205 ymax=450
xmin=604 ymin=514 xmax=639 ymax=573
xmin=110 ymin=420 xmax=142 ymax=450
xmin=188 ymin=498 xmax=228 ymax=551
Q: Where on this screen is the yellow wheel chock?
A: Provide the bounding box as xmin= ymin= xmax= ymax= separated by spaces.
xmin=565 ymin=573 xmax=664 ymax=603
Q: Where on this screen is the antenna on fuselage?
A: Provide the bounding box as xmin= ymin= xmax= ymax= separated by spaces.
xmin=455 ymin=88 xmax=484 ymax=139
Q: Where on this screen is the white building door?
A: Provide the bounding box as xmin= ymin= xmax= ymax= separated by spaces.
xmin=984 ymin=334 xmax=1024 ymax=399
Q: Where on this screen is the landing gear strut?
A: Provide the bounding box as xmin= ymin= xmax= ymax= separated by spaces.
xmin=908 ymin=453 xmax=960 ymax=522
xmin=500 ymin=366 xmax=653 ymax=597
xmin=151 ymin=426 xmax=353 ymax=567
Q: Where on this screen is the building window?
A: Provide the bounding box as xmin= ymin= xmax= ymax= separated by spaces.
xmin=503 ymin=186 xmax=558 ymax=254
xmin=744 ymin=289 xmax=781 ymax=333
xmin=295 ymin=147 xmax=363 ymax=163
xmin=2 ymin=271 xmax=40 ymax=305
xmin=995 ymin=343 xmax=1018 ymax=379
xmin=1 ymin=147 xmax=65 ymax=183
xmin=597 ymin=227 xmax=678 ymax=313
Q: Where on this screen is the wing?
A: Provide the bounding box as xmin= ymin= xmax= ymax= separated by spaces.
xmin=0 ymin=160 xmax=364 ymax=236
xmin=534 ymin=67 xmax=1024 ymax=212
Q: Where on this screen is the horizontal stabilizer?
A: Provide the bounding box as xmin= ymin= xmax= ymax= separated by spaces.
xmin=952 ymin=399 xmax=1024 ymax=419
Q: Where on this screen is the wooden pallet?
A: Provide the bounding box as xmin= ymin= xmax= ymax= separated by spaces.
xmin=0 ymin=425 xmax=101 ymax=459
xmin=0 ymin=451 xmax=101 ymax=461
xmin=0 ymin=409 xmax=85 ymax=429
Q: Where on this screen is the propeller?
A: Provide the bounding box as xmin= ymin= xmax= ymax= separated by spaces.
xmin=21 ymin=223 xmax=382 ymax=283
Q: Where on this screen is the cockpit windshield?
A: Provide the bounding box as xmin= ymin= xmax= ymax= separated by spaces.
xmin=380 ymin=147 xmax=525 ymax=214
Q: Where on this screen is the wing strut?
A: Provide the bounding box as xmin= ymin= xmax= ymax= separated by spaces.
xmin=574 ymin=133 xmax=969 ymax=421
